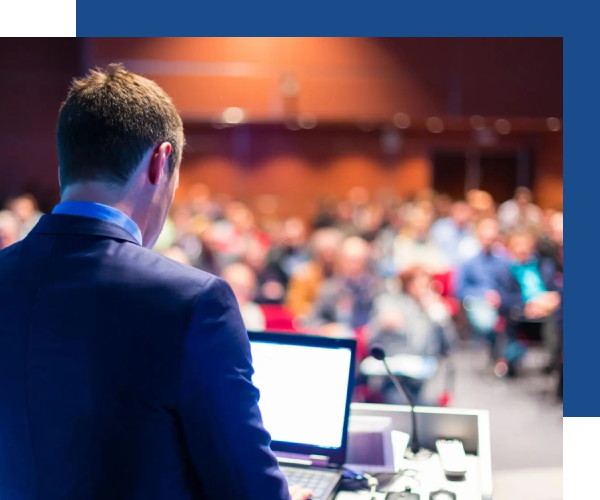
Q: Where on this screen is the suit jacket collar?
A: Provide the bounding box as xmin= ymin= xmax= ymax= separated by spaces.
xmin=30 ymin=214 xmax=141 ymax=246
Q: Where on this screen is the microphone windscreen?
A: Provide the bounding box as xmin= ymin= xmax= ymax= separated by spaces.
xmin=370 ymin=345 xmax=386 ymax=361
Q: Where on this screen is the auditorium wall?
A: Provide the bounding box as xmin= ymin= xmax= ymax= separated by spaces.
xmin=0 ymin=37 xmax=563 ymax=214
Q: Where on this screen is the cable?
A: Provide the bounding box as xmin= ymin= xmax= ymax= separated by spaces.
xmin=363 ymin=472 xmax=378 ymax=500
xmin=342 ymin=468 xmax=379 ymax=499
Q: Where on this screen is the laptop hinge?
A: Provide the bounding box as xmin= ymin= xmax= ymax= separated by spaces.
xmin=275 ymin=452 xmax=330 ymax=467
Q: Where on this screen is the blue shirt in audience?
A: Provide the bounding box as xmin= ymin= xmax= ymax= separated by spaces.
xmin=52 ymin=200 xmax=143 ymax=245
xmin=457 ymin=250 xmax=507 ymax=300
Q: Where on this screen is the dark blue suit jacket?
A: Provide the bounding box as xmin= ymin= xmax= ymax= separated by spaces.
xmin=0 ymin=214 xmax=290 ymax=500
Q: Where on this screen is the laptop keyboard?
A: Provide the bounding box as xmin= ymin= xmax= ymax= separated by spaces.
xmin=280 ymin=467 xmax=340 ymax=500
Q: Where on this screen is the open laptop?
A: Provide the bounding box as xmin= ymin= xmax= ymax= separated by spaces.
xmin=248 ymin=331 xmax=356 ymax=500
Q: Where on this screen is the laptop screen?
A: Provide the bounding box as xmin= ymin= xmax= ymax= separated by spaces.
xmin=249 ymin=335 xmax=354 ymax=451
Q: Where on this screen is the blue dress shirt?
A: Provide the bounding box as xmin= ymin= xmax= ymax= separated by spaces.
xmin=52 ymin=201 xmax=143 ymax=246
xmin=457 ymin=250 xmax=507 ymax=300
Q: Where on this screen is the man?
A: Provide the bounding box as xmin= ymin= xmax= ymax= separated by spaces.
xmin=456 ymin=218 xmax=506 ymax=359
xmin=498 ymin=231 xmax=560 ymax=376
xmin=430 ymin=200 xmax=479 ymax=267
xmin=285 ymin=227 xmax=342 ymax=316
xmin=0 ymin=65 xmax=309 ymax=500
xmin=312 ymin=236 xmax=379 ymax=329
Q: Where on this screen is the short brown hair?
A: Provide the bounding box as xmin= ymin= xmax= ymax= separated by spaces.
xmin=56 ymin=64 xmax=184 ymax=189
xmin=399 ymin=265 xmax=428 ymax=290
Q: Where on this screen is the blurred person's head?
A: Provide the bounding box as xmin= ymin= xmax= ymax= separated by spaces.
xmin=339 ymin=236 xmax=371 ymax=278
xmin=476 ymin=217 xmax=500 ymax=251
xmin=336 ymin=201 xmax=354 ymax=223
xmin=56 ymin=64 xmax=184 ymax=248
xmin=450 ymin=201 xmax=472 ymax=228
xmin=244 ymin=239 xmax=268 ymax=272
xmin=404 ymin=204 xmax=433 ymax=241
xmin=283 ymin=217 xmax=307 ymax=248
xmin=508 ymin=231 xmax=537 ymax=263
xmin=311 ymin=228 xmax=343 ymax=269
xmin=549 ymin=212 xmax=564 ymax=246
xmin=399 ymin=265 xmax=430 ymax=301
xmin=0 ymin=210 xmax=20 ymax=249
xmin=162 ymin=246 xmax=191 ymax=266
xmin=514 ymin=187 xmax=533 ymax=210
xmin=468 ymin=190 xmax=495 ymax=221
xmin=414 ymin=188 xmax=436 ymax=204
xmin=7 ymin=194 xmax=39 ymax=222
xmin=227 ymin=202 xmax=254 ymax=231
xmin=222 ymin=263 xmax=257 ymax=306
xmin=434 ymin=194 xmax=453 ymax=219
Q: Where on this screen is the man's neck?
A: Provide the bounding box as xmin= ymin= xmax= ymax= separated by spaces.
xmin=61 ymin=182 xmax=147 ymax=241
xmin=61 ymin=184 xmax=135 ymax=218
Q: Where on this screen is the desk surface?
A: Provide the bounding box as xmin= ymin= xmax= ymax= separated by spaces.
xmin=335 ymin=453 xmax=481 ymax=500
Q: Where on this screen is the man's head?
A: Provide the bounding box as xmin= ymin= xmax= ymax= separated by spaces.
xmin=222 ymin=263 xmax=257 ymax=306
xmin=7 ymin=194 xmax=38 ymax=223
xmin=399 ymin=265 xmax=430 ymax=300
xmin=339 ymin=236 xmax=370 ymax=278
xmin=549 ymin=212 xmax=564 ymax=245
xmin=508 ymin=231 xmax=537 ymax=263
xmin=514 ymin=187 xmax=533 ymax=209
xmin=450 ymin=201 xmax=472 ymax=228
xmin=56 ymin=64 xmax=184 ymax=248
xmin=406 ymin=204 xmax=433 ymax=239
xmin=311 ymin=228 xmax=343 ymax=267
xmin=476 ymin=217 xmax=499 ymax=251
xmin=0 ymin=210 xmax=20 ymax=249
xmin=282 ymin=217 xmax=307 ymax=248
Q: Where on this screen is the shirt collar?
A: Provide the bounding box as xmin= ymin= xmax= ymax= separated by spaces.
xmin=52 ymin=201 xmax=143 ymax=246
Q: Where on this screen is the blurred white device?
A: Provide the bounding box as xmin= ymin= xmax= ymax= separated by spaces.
xmin=436 ymin=439 xmax=468 ymax=479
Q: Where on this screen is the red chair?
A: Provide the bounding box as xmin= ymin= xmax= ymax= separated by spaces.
xmin=259 ymin=304 xmax=297 ymax=332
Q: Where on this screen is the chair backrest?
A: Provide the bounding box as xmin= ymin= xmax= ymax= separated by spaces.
xmin=259 ymin=304 xmax=297 ymax=332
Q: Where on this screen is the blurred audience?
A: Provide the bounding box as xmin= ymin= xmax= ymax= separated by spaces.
xmin=1 ymin=184 xmax=562 ymax=387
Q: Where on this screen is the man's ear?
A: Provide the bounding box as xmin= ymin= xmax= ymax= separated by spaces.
xmin=148 ymin=142 xmax=172 ymax=186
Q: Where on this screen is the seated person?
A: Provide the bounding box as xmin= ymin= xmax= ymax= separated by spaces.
xmin=456 ymin=218 xmax=506 ymax=359
xmin=244 ymin=239 xmax=288 ymax=304
xmin=498 ymin=231 xmax=560 ymax=375
xmin=369 ymin=265 xmax=453 ymax=404
xmin=393 ymin=204 xmax=449 ymax=274
xmin=222 ymin=263 xmax=266 ymax=332
xmin=286 ymin=227 xmax=342 ymax=316
xmin=430 ymin=201 xmax=479 ymax=267
xmin=312 ymin=236 xmax=380 ymax=329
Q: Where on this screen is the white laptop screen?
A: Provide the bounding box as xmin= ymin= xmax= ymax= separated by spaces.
xmin=250 ymin=340 xmax=353 ymax=450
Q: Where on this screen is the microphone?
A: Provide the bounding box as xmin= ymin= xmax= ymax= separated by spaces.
xmin=370 ymin=345 xmax=420 ymax=454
